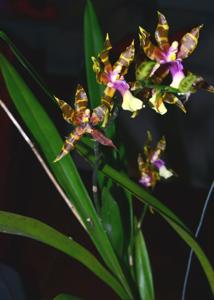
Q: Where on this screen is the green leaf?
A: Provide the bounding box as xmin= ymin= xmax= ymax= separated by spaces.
xmin=0 ymin=211 xmax=126 ymax=300
xmin=135 ymin=226 xmax=154 ymax=300
xmin=0 ymin=54 xmax=133 ymax=299
xmin=54 ymin=295 xmax=82 ymax=300
xmin=84 ymin=0 xmax=115 ymax=140
xmin=84 ymin=0 xmax=104 ymax=108
xmin=0 ymin=30 xmax=54 ymax=101
xmin=76 ymin=142 xmax=214 ymax=295
xmin=101 ymin=186 xmax=124 ymax=257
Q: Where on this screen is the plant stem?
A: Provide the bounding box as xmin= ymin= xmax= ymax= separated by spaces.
xmin=137 ymin=204 xmax=149 ymax=228
xmin=181 ymin=180 xmax=214 ymax=300
xmin=92 ymin=141 xmax=101 ymax=213
xmin=0 ymin=99 xmax=86 ymax=230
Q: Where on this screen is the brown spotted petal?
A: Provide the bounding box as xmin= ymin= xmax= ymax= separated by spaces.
xmin=113 ymin=40 xmax=135 ymax=76
xmin=90 ymin=129 xmax=116 ymax=148
xmin=163 ymin=93 xmax=186 ymax=113
xmin=54 ymin=126 xmax=86 ymax=162
xmin=91 ymin=56 xmax=109 ymax=84
xmin=156 ymin=135 xmax=166 ymax=152
xmin=143 ymin=130 xmax=152 ymax=157
xmin=74 ymin=84 xmax=88 ymax=112
xmin=54 ymin=96 xmax=74 ymax=124
xmin=99 ymin=33 xmax=112 ymax=72
xmin=155 ymin=11 xmax=170 ymax=50
xmin=90 ymin=104 xmax=109 ymax=126
xmin=149 ymin=91 xmax=168 ymax=114
xmin=91 ymin=56 xmax=104 ymax=84
xmin=177 ymin=25 xmax=203 ymax=59
xmin=151 ymin=64 xmax=170 ymax=84
xmin=193 ymin=76 xmax=214 ymax=93
xmin=139 ymin=26 xmax=164 ymax=62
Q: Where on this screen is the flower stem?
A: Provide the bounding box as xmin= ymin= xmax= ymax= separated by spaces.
xmin=0 ymin=99 xmax=86 ymax=230
xmin=137 ymin=203 xmax=149 ymax=228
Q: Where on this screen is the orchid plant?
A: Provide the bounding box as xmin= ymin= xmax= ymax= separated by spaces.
xmin=0 ymin=1 xmax=213 ymax=300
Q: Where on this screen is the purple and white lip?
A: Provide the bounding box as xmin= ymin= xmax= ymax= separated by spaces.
xmin=139 ymin=174 xmax=152 ymax=187
xmin=158 ymin=41 xmax=185 ymax=88
xmin=108 ymin=70 xmax=143 ymax=115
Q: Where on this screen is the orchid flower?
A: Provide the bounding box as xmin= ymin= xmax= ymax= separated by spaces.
xmin=92 ymin=34 xmax=143 ymax=118
xmin=54 ymin=84 xmax=115 ymax=162
xmin=138 ymin=131 xmax=173 ymax=188
xmin=138 ymin=11 xmax=203 ymax=114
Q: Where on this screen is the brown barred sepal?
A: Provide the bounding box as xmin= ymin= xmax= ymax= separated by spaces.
xmin=113 ymin=40 xmax=135 ymax=76
xmin=54 ymin=126 xmax=85 ymax=162
xmin=155 ymin=11 xmax=170 ymax=50
xmin=90 ymin=129 xmax=116 ymax=148
xmin=91 ymin=104 xmax=110 ymax=126
xmin=193 ymin=77 xmax=214 ymax=93
xmin=139 ymin=26 xmax=163 ymax=62
xmin=74 ymin=84 xmax=88 ymax=112
xmin=177 ymin=25 xmax=203 ymax=59
xmin=54 ymin=96 xmax=74 ymax=124
xmin=149 ymin=91 xmax=186 ymax=114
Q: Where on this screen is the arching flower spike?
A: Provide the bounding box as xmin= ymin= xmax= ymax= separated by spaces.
xmin=138 ymin=12 xmax=203 ymax=114
xmin=54 ymin=84 xmax=115 ymax=162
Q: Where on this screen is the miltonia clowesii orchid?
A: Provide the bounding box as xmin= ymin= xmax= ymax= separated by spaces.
xmin=92 ymin=34 xmax=143 ymax=118
xmin=54 ymin=84 xmax=115 ymax=162
xmin=138 ymin=11 xmax=203 ymax=114
xmin=138 ymin=131 xmax=173 ymax=188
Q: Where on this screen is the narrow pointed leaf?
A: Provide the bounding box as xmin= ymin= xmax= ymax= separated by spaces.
xmin=54 ymin=295 xmax=82 ymax=300
xmin=101 ymin=186 xmax=124 ymax=257
xmin=76 ymin=142 xmax=214 ymax=295
xmin=0 ymin=30 xmax=54 ymax=101
xmin=84 ymin=0 xmax=104 ymax=108
xmin=0 ymin=211 xmax=126 ymax=300
xmin=0 ymin=54 xmax=133 ymax=299
xmin=84 ymin=0 xmax=115 ymax=140
xmin=135 ymin=227 xmax=154 ymax=300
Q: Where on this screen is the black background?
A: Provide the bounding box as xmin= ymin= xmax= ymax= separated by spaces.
xmin=0 ymin=1 xmax=213 ymax=299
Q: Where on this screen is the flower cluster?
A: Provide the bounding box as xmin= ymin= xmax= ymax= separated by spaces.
xmin=54 ymin=84 xmax=115 ymax=162
xmin=135 ymin=12 xmax=214 ymax=114
xmin=138 ymin=131 xmax=173 ymax=188
xmin=55 ymin=12 xmax=213 ymax=174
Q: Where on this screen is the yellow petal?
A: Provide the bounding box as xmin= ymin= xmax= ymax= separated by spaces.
xmin=122 ymin=90 xmax=143 ymax=114
xmin=149 ymin=92 xmax=167 ymax=115
xmin=159 ymin=165 xmax=173 ymax=179
xmin=91 ymin=56 xmax=100 ymax=73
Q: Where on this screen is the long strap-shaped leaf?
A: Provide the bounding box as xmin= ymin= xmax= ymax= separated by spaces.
xmin=84 ymin=0 xmax=104 ymax=109
xmin=76 ymin=142 xmax=214 ymax=295
xmin=54 ymin=295 xmax=82 ymax=300
xmin=0 ymin=30 xmax=54 ymax=101
xmin=134 ymin=226 xmax=155 ymax=300
xmin=0 ymin=211 xmax=127 ymax=299
xmin=0 ymin=54 xmax=132 ymax=299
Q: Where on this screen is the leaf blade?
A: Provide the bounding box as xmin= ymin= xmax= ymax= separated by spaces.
xmin=0 ymin=54 xmax=133 ymax=299
xmin=84 ymin=0 xmax=104 ymax=108
xmin=101 ymin=186 xmax=124 ymax=257
xmin=135 ymin=227 xmax=154 ymax=300
xmin=0 ymin=211 xmax=126 ymax=300
xmin=76 ymin=142 xmax=214 ymax=295
xmin=53 ymin=295 xmax=82 ymax=300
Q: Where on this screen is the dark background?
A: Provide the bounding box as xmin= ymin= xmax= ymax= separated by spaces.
xmin=0 ymin=0 xmax=213 ymax=299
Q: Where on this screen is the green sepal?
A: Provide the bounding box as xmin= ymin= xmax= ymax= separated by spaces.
xmin=136 ymin=61 xmax=157 ymax=81
xmin=178 ymin=72 xmax=198 ymax=93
